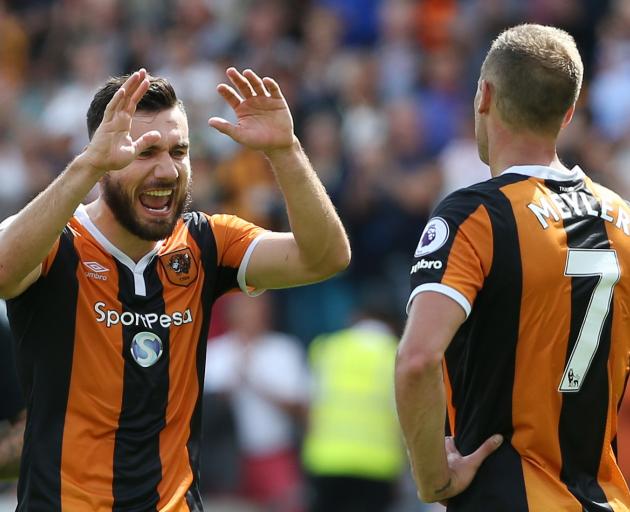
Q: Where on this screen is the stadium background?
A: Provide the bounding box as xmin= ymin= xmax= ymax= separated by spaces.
xmin=2 ymin=0 xmax=630 ymax=510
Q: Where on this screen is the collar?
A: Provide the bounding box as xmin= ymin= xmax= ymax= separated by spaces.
xmin=501 ymin=165 xmax=586 ymax=182
xmin=74 ymin=204 xmax=163 ymax=296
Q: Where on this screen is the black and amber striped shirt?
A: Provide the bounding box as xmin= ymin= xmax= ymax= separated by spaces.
xmin=408 ymin=165 xmax=630 ymax=511
xmin=7 ymin=205 xmax=267 ymax=511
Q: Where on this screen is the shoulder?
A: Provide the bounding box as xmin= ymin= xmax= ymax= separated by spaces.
xmin=436 ymin=175 xmax=526 ymax=216
xmin=428 ymin=176 xmax=529 ymax=242
xmin=181 ymin=211 xmax=211 ymax=231
xmin=177 ymin=211 xmax=222 ymax=248
xmin=183 ymin=211 xmax=266 ymax=236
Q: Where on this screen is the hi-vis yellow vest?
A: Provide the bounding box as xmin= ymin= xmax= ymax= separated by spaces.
xmin=302 ymin=326 xmax=404 ymax=480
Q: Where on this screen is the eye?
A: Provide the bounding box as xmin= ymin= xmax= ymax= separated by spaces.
xmin=171 ymin=148 xmax=188 ymax=159
xmin=138 ymin=148 xmax=155 ymax=158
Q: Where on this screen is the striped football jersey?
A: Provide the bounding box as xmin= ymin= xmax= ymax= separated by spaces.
xmin=408 ymin=165 xmax=630 ymax=511
xmin=8 ymin=204 xmax=266 ymax=511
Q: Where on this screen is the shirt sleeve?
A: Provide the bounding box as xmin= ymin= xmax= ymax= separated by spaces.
xmin=207 ymin=214 xmax=269 ymax=297
xmin=407 ymin=192 xmax=494 ymax=318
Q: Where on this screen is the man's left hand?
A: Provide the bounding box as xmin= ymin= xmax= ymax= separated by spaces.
xmin=432 ymin=434 xmax=504 ymax=505
xmin=209 ymin=68 xmax=294 ymax=153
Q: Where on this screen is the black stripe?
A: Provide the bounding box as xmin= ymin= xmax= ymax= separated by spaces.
xmin=445 ymin=184 xmax=528 ymax=511
xmin=410 ymin=173 xmax=527 ymax=291
xmin=185 ymin=212 xmax=219 ymax=511
xmin=112 ymin=258 xmax=169 ymax=511
xmin=448 ymin=443 xmax=527 ymax=512
xmin=8 ymin=231 xmax=79 ymax=511
xmin=214 ymin=266 xmax=239 ymax=299
xmin=555 ymin=181 xmax=613 ymax=512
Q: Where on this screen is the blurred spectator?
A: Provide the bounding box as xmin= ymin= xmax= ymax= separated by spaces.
xmin=40 ymin=41 xmax=113 ymax=155
xmin=589 ymin=12 xmax=630 ymax=140
xmin=296 ymin=5 xmax=345 ymax=112
xmin=0 ymin=0 xmax=29 ymax=86
xmin=205 ymin=294 xmax=308 ymax=512
xmin=233 ymin=0 xmax=299 ymax=74
xmin=316 ymin=0 xmax=381 ymax=47
xmin=0 ymin=128 xmax=30 ymax=220
xmin=302 ymin=305 xmax=404 ymax=512
xmin=376 ymin=0 xmax=421 ymax=101
xmin=415 ymin=44 xmax=469 ymax=156
xmin=341 ymin=93 xmax=441 ymax=315
xmin=212 ymin=149 xmax=283 ymax=229
xmin=414 ymin=0 xmax=457 ymax=51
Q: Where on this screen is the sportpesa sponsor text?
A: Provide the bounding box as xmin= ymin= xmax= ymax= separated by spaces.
xmin=94 ymin=301 xmax=193 ymax=328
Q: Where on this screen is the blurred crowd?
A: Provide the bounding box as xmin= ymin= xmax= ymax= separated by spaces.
xmin=5 ymin=0 xmax=630 ymax=337
xmin=3 ymin=0 xmax=630 ymax=510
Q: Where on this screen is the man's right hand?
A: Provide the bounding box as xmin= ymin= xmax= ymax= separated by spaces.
xmin=81 ymin=69 xmax=161 ymax=175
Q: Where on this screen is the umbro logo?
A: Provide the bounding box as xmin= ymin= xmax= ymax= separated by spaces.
xmin=83 ymin=261 xmax=109 ymax=281
xmin=83 ymin=261 xmax=109 ymax=273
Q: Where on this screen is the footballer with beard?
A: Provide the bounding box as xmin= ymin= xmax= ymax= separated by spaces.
xmin=0 ymin=68 xmax=350 ymax=511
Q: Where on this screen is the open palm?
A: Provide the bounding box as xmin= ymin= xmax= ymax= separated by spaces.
xmin=209 ymin=68 xmax=295 ymax=152
xmin=83 ymin=69 xmax=161 ymax=173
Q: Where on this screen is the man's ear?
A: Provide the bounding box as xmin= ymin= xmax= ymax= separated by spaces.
xmin=560 ymin=104 xmax=575 ymax=130
xmin=477 ymin=79 xmax=492 ymax=115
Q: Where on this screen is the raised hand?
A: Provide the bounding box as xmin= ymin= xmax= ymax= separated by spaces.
xmin=209 ymin=68 xmax=295 ymax=152
xmin=83 ymin=69 xmax=161 ymax=174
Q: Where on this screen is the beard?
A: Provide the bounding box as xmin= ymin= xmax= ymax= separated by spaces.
xmin=101 ymin=174 xmax=192 ymax=241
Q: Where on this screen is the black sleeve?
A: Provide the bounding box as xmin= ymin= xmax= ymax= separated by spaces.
xmin=0 ymin=324 xmax=24 ymax=421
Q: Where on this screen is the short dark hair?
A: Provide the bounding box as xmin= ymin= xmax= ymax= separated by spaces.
xmin=86 ymin=74 xmax=184 ymax=139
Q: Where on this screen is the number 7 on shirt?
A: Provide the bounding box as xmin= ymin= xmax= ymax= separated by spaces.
xmin=559 ymin=248 xmax=620 ymax=393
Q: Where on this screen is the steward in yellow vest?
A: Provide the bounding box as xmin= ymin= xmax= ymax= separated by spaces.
xmin=303 ymin=318 xmax=404 ymax=512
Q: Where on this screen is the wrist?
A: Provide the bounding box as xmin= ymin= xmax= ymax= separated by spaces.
xmin=73 ymin=151 xmax=109 ymax=179
xmin=262 ymin=135 xmax=301 ymax=161
xmin=418 ymin=475 xmax=452 ymax=503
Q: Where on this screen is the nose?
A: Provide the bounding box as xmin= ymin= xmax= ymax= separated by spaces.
xmin=153 ymin=151 xmax=179 ymax=181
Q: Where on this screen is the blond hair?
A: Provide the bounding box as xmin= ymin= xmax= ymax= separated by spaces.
xmin=481 ymin=24 xmax=583 ymax=135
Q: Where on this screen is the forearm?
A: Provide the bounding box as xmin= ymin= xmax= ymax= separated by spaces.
xmin=0 ymin=153 xmax=103 ymax=294
xmin=395 ymin=357 xmax=450 ymax=502
xmin=265 ymin=139 xmax=350 ymax=274
xmin=0 ymin=412 xmax=25 ymax=480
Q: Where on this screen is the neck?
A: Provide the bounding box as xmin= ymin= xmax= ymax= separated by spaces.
xmin=487 ymin=124 xmax=570 ymax=177
xmin=85 ymin=199 xmax=159 ymax=263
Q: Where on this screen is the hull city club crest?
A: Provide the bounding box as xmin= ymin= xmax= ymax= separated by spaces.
xmin=160 ymin=248 xmax=198 ymax=286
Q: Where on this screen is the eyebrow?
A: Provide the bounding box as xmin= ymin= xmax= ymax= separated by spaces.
xmin=141 ymin=142 xmax=189 ymax=153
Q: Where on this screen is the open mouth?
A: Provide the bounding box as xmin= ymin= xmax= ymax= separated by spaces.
xmin=138 ymin=189 xmax=174 ymax=214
